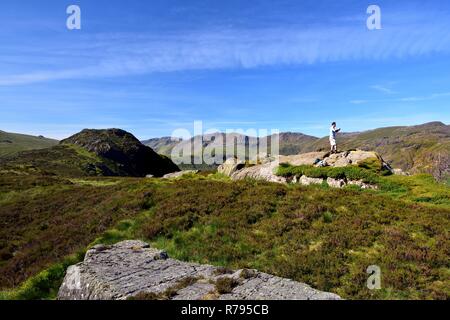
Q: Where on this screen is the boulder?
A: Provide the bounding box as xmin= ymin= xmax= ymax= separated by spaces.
xmin=298 ymin=175 xmax=324 ymax=186
xmin=279 ymin=152 xmax=328 ymax=166
xmin=163 ymin=170 xmax=199 ymax=179
xmin=58 ymin=240 xmax=341 ymax=300
xmin=231 ymin=161 xmax=287 ymax=183
xmin=217 ymin=158 xmax=246 ymax=177
xmin=345 ymin=150 xmax=380 ymax=165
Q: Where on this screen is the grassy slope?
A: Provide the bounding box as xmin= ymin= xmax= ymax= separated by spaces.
xmin=0 ymin=172 xmax=448 ymax=300
xmin=0 ymin=131 xmax=58 ymax=158
xmin=0 ymin=144 xmax=124 ymax=177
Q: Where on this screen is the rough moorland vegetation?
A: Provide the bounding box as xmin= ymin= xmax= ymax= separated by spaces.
xmin=1 ymin=171 xmax=448 ymax=300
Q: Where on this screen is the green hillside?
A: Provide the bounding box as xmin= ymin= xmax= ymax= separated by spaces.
xmin=0 ymin=129 xmax=179 ymax=178
xmin=0 ymin=130 xmax=58 ymax=158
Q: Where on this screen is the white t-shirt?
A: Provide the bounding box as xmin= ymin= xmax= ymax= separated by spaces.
xmin=330 ymin=126 xmax=338 ymax=140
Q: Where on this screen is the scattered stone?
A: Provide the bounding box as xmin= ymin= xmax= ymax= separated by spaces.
xmin=58 ymin=240 xmax=340 ymax=300
xmin=326 ymin=177 xmax=346 ymax=188
xmin=347 ymin=180 xmax=378 ymax=190
xmin=163 ymin=170 xmax=199 ymax=179
xmin=392 ymin=168 xmax=409 ymax=176
xmin=299 ymin=175 xmax=324 ymax=186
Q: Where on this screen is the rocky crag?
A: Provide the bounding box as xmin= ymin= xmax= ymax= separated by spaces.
xmin=218 ymin=150 xmax=394 ymax=189
xmin=61 ymin=129 xmax=179 ymax=177
xmin=58 ymin=240 xmax=340 ymax=300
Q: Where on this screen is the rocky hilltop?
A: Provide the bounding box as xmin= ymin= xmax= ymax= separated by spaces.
xmin=219 ymin=150 xmax=393 ymax=189
xmin=58 ymin=240 xmax=340 ymax=300
xmin=61 ymin=129 xmax=179 ymax=177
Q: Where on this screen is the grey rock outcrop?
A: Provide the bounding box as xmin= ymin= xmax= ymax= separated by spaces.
xmin=279 ymin=152 xmax=328 ymax=166
xmin=217 ymin=158 xmax=246 ymax=177
xmin=58 ymin=240 xmax=340 ymax=300
xmin=219 ymin=149 xmax=389 ymax=189
xmin=230 ymin=161 xmax=287 ymax=184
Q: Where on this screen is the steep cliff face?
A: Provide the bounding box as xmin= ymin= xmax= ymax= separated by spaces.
xmin=58 ymin=240 xmax=341 ymax=300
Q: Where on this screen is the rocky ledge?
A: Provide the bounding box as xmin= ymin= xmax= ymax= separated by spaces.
xmin=218 ymin=150 xmax=394 ymax=189
xmin=58 ymin=240 xmax=340 ymax=300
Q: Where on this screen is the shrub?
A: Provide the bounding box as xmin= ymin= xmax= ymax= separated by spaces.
xmin=215 ymin=277 xmax=239 ymax=294
xmin=276 ymin=164 xmax=379 ymax=184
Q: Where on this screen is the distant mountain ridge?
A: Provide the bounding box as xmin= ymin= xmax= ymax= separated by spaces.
xmin=143 ymin=122 xmax=449 ymax=180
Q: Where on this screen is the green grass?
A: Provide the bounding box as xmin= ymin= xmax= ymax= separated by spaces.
xmin=377 ymin=174 xmax=450 ymax=208
xmin=0 ymin=251 xmax=85 ymax=300
xmin=1 ymin=172 xmax=449 ymax=300
xmin=276 ymin=164 xmax=381 ymax=184
xmin=0 ymin=131 xmax=58 ymax=158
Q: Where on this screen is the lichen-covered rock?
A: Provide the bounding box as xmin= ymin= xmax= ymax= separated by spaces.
xmin=231 ymin=161 xmax=287 ymax=183
xmin=279 ymin=152 xmax=328 ymax=166
xmin=217 ymin=158 xmax=246 ymax=177
xmin=58 ymin=240 xmax=340 ymax=300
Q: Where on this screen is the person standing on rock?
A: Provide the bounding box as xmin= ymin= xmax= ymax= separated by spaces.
xmin=329 ymin=122 xmax=341 ymax=154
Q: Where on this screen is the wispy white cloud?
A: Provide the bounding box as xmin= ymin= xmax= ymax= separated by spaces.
xmin=351 ymin=91 xmax=450 ymax=104
xmin=1 ymin=11 xmax=450 ymax=86
xmin=370 ymin=85 xmax=396 ymax=94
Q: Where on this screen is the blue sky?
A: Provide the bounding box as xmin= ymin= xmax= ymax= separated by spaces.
xmin=0 ymin=0 xmax=450 ymax=140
